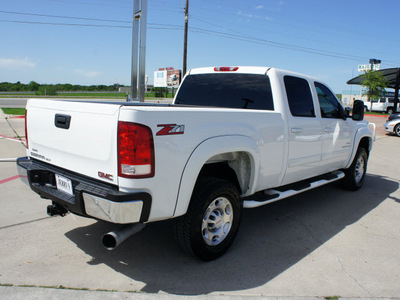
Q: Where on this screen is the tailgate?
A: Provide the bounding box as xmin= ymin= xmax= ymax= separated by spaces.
xmin=26 ymin=99 xmax=121 ymax=185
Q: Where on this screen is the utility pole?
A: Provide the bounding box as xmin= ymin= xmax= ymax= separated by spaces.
xmin=182 ymin=0 xmax=189 ymax=77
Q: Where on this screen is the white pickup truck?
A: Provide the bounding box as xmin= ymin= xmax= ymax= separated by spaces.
xmin=17 ymin=66 xmax=374 ymax=260
xmin=364 ymin=97 xmax=400 ymax=114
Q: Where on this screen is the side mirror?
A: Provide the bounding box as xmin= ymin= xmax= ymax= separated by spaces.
xmin=352 ymin=100 xmax=364 ymax=121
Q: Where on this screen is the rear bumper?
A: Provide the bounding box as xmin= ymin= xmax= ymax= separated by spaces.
xmin=17 ymin=157 xmax=151 ymax=224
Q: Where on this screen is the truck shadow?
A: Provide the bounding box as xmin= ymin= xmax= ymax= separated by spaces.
xmin=65 ymin=173 xmax=398 ymax=295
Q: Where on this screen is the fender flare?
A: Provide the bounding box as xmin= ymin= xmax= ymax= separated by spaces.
xmin=345 ymin=126 xmax=373 ymax=169
xmin=173 ymin=135 xmax=260 ymax=217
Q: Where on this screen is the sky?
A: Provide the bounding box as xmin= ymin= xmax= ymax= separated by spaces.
xmin=0 ymin=0 xmax=399 ymax=93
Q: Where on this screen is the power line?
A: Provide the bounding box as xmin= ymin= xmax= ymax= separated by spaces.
xmin=1 ymin=9 xmax=398 ymax=64
xmin=0 ymin=9 xmax=129 ymax=23
xmin=0 ymin=19 xmax=183 ymax=30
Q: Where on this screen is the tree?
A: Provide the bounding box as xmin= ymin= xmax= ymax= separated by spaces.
xmin=28 ymin=81 xmax=40 ymax=91
xmin=36 ymin=86 xmax=57 ymax=96
xmin=361 ymin=70 xmax=388 ymax=102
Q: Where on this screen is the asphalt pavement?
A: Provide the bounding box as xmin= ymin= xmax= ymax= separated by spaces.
xmin=0 ymin=107 xmax=399 ymax=300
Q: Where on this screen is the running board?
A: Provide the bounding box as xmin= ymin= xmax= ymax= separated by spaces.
xmin=243 ymin=171 xmax=345 ymax=209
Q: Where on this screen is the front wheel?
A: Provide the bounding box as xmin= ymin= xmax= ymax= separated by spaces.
xmin=341 ymin=147 xmax=368 ymax=191
xmin=394 ymin=123 xmax=400 ymax=137
xmin=174 ymin=178 xmax=242 ymax=261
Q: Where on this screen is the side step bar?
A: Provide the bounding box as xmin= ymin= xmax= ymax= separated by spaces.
xmin=243 ymin=171 xmax=345 ymax=209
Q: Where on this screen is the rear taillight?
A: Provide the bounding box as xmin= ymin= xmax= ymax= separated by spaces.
xmin=118 ymin=121 xmax=155 ymax=178
xmin=214 ymin=67 xmax=239 ymax=72
xmin=25 ymin=109 xmax=28 ymax=149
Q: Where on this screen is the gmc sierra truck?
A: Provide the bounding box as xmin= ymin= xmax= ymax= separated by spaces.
xmin=17 ymin=66 xmax=374 ymax=261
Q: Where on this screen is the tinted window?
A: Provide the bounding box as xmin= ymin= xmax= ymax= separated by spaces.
xmin=284 ymin=76 xmax=315 ymax=117
xmin=174 ymin=74 xmax=274 ymax=110
xmin=315 ymin=82 xmax=342 ymax=118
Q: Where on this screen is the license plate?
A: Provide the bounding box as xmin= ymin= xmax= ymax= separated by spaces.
xmin=55 ymin=174 xmax=73 ymax=196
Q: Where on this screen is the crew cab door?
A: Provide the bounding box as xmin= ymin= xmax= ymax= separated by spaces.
xmin=314 ymin=82 xmax=353 ymax=171
xmin=282 ymin=75 xmax=323 ymax=185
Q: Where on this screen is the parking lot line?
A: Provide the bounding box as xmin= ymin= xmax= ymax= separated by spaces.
xmin=0 ymin=134 xmax=26 ymax=143
xmin=0 ymin=175 xmax=22 ymax=185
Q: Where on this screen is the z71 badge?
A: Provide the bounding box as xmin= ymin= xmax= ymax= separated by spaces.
xmin=156 ymin=124 xmax=185 ymax=136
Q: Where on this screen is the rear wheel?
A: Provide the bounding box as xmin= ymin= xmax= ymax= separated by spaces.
xmin=394 ymin=123 xmax=400 ymax=137
xmin=387 ymin=107 xmax=394 ymax=115
xmin=341 ymin=147 xmax=368 ymax=190
xmin=174 ymin=177 xmax=242 ymax=261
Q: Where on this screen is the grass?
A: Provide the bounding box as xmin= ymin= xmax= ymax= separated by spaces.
xmin=365 ymin=111 xmax=389 ymax=116
xmin=1 ymin=108 xmax=26 ymax=115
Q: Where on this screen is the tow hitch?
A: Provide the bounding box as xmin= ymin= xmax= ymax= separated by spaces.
xmin=47 ymin=202 xmax=68 ymax=217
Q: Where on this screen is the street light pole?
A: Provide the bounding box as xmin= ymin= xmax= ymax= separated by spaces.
xmin=130 ymin=0 xmax=147 ymax=102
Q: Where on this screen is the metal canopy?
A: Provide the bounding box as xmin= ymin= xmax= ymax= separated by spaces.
xmin=347 ymin=67 xmax=400 ymax=113
xmin=347 ymin=68 xmax=400 ymax=89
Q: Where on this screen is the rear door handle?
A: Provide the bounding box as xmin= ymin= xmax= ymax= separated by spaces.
xmin=291 ymin=127 xmax=303 ymax=133
xmin=324 ymin=127 xmax=333 ymax=133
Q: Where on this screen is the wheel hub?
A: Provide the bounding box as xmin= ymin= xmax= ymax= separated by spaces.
xmin=202 ymin=197 xmax=233 ymax=246
xmin=355 ymin=156 xmax=365 ymax=183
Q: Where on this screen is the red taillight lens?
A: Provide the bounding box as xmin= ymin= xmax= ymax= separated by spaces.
xmin=214 ymin=67 xmax=239 ymax=72
xmin=118 ymin=122 xmax=155 ymax=178
xmin=25 ymin=109 xmax=28 ymax=149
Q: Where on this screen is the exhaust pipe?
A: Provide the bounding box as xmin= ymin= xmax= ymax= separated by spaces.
xmin=102 ymin=223 xmax=145 ymax=250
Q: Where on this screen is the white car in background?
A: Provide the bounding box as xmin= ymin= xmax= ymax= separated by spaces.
xmin=384 ymin=113 xmax=400 ymax=137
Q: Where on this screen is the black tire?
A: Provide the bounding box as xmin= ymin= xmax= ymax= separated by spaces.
xmin=174 ymin=177 xmax=242 ymax=261
xmin=341 ymin=147 xmax=368 ymax=191
xmin=387 ymin=107 xmax=394 ymax=115
xmin=394 ymin=124 xmax=400 ymax=137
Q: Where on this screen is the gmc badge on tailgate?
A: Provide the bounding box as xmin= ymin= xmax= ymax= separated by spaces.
xmin=98 ymin=172 xmax=114 ymax=181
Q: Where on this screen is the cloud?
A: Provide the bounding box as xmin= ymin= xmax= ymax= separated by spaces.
xmin=237 ymin=11 xmax=254 ymax=19
xmin=256 ymin=5 xmax=263 ymax=10
xmin=237 ymin=10 xmax=272 ymax=21
xmin=74 ymin=69 xmax=102 ymax=78
xmin=0 ymin=57 xmax=37 ymax=69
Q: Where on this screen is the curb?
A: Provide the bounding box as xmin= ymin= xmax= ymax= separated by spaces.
xmin=1 ymin=286 xmax=397 ymax=300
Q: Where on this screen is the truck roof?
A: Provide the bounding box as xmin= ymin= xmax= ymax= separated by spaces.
xmin=187 ymin=66 xmax=320 ymax=82
xmin=189 ymin=66 xmax=271 ymax=75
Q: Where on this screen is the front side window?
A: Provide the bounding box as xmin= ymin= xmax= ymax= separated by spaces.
xmin=315 ymin=82 xmax=342 ymax=119
xmin=174 ymin=73 xmax=274 ymax=110
xmin=284 ymin=76 xmax=315 ymax=117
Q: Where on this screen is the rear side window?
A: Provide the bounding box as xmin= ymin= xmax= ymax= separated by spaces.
xmin=284 ymin=76 xmax=315 ymax=117
xmin=174 ymin=73 xmax=274 ymax=110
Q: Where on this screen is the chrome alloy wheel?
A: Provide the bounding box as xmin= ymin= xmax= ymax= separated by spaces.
xmin=354 ymin=155 xmax=365 ymax=184
xmin=202 ymin=197 xmax=233 ymax=246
